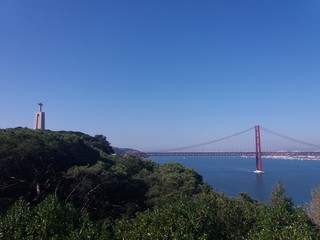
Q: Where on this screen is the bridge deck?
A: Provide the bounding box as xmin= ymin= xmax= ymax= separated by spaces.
xmin=145 ymin=151 xmax=320 ymax=158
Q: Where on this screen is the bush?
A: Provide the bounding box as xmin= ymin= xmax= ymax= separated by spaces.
xmin=0 ymin=195 xmax=109 ymax=240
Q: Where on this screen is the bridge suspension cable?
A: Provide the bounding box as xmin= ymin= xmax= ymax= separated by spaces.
xmin=260 ymin=126 xmax=320 ymax=150
xmin=155 ymin=126 xmax=255 ymax=152
xmin=145 ymin=125 xmax=320 ymax=171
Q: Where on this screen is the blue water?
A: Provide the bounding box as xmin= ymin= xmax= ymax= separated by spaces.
xmin=148 ymin=156 xmax=320 ymax=206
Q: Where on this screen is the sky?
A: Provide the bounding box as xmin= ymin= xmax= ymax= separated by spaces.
xmin=1 ymin=0 xmax=320 ymax=151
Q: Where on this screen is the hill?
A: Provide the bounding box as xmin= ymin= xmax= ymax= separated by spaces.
xmin=0 ymin=128 xmax=207 ymax=223
xmin=0 ymin=128 xmax=319 ymax=239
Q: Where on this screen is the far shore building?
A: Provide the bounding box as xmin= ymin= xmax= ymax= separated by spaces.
xmin=34 ymin=102 xmax=45 ymax=130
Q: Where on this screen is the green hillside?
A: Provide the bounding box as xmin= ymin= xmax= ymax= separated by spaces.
xmin=0 ymin=128 xmax=319 ymax=239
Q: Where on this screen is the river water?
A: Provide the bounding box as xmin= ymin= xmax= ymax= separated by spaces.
xmin=148 ymin=156 xmax=320 ymax=206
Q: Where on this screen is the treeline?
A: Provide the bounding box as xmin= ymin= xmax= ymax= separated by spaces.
xmin=0 ymin=128 xmax=320 ymax=239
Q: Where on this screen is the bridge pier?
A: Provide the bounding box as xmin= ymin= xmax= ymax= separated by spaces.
xmin=254 ymin=125 xmax=263 ymax=173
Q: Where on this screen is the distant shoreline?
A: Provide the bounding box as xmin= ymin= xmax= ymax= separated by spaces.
xmin=242 ymin=155 xmax=320 ymax=161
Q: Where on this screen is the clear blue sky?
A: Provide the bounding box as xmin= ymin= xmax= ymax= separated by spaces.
xmin=1 ymin=0 xmax=320 ymax=151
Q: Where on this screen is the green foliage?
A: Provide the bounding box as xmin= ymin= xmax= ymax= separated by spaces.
xmin=61 ymin=159 xmax=149 ymax=226
xmin=113 ymin=194 xmax=218 ymax=240
xmin=110 ymin=155 xmax=155 ymax=177
xmin=141 ymin=162 xmax=208 ymax=207
xmin=307 ymin=184 xmax=320 ymax=227
xmin=0 ymin=128 xmax=209 ymax=228
xmin=0 ymin=198 xmax=31 ymax=239
xmin=247 ymin=181 xmax=320 ymax=239
xmin=213 ymin=194 xmax=261 ymax=239
xmin=0 ymin=195 xmax=109 ymax=240
xmin=1 ymin=127 xmax=319 ymax=238
xmin=61 ymin=156 xmax=209 ymax=226
xmin=270 ymin=181 xmax=292 ymax=208
xmin=62 ymin=132 xmax=114 ymax=155
xmin=0 ymin=128 xmax=104 ymax=210
xmin=238 ymin=192 xmax=259 ymax=204
xmin=248 ymin=201 xmax=319 ymax=239
xmin=114 ymin=189 xmax=320 ymax=240
xmin=114 ymin=192 xmax=264 ymax=240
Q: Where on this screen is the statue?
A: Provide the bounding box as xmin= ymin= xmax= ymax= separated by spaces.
xmin=38 ymin=102 xmax=43 ymax=112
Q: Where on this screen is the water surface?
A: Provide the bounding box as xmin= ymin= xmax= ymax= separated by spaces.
xmin=148 ymin=156 xmax=320 ymax=205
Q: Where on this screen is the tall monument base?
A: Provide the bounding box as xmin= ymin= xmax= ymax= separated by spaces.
xmin=34 ymin=102 xmax=45 ymax=130
xmin=34 ymin=111 xmax=45 ymax=130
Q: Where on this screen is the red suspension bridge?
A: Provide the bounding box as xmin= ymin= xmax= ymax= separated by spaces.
xmin=145 ymin=125 xmax=320 ymax=173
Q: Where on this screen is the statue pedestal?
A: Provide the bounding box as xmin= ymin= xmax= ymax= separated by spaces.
xmin=34 ymin=111 xmax=45 ymax=130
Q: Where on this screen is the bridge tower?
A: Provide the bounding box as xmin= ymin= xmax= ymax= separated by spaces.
xmin=254 ymin=125 xmax=263 ymax=173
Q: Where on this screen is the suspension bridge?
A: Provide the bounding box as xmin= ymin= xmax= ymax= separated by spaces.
xmin=144 ymin=125 xmax=320 ymax=173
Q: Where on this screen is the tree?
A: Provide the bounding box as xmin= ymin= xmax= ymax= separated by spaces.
xmin=270 ymin=181 xmax=292 ymax=208
xmin=114 ymin=192 xmax=264 ymax=240
xmin=84 ymin=134 xmax=114 ymax=155
xmin=0 ymin=195 xmax=109 ymax=239
xmin=142 ymin=162 xmax=208 ymax=207
xmin=113 ymin=194 xmax=219 ymax=240
xmin=248 ymin=202 xmax=319 ymax=239
xmin=60 ymin=157 xmax=154 ymax=226
xmin=307 ymin=184 xmax=320 ymax=227
xmin=0 ymin=128 xmax=101 ymax=211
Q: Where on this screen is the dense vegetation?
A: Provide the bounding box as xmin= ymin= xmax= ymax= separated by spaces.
xmin=0 ymin=128 xmax=320 ymax=239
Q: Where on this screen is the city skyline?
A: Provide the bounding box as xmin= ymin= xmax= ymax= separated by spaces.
xmin=1 ymin=1 xmax=320 ymax=151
